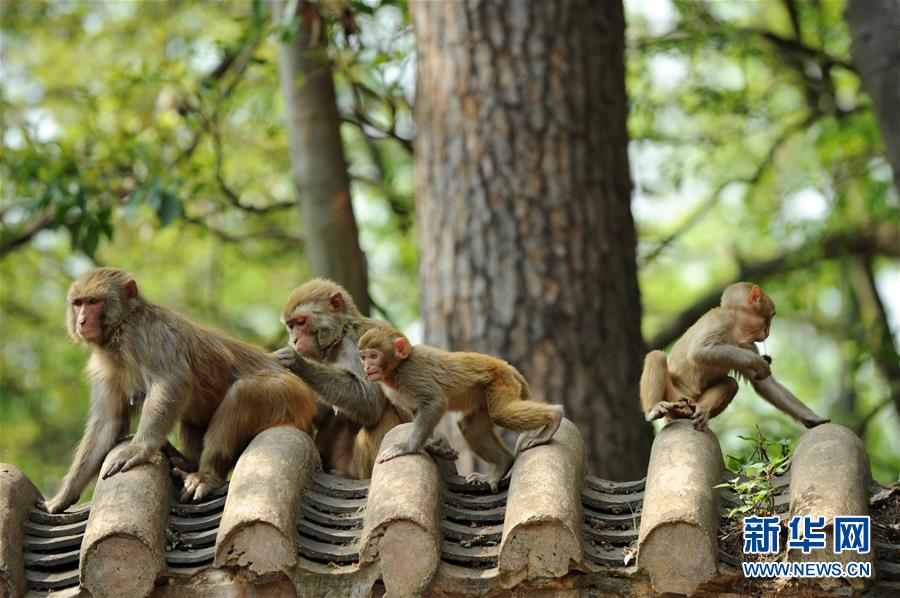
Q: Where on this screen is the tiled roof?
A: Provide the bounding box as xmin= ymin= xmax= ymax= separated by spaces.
xmin=1 ymin=420 xmax=897 ymax=597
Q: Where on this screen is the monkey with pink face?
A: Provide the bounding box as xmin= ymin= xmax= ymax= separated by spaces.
xmin=44 ymin=267 xmax=317 ymax=512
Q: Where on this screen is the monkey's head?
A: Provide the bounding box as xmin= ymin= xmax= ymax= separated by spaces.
xmin=281 ymin=278 xmax=361 ymax=360
xmin=67 ymin=267 xmax=140 ymax=346
xmin=358 ymin=326 xmax=411 ymax=384
xmin=721 ymin=282 xmax=776 ymax=342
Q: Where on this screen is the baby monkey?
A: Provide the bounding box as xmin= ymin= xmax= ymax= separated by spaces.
xmin=640 ymin=282 xmax=829 ymax=430
xmin=358 ymin=325 xmax=564 ymax=492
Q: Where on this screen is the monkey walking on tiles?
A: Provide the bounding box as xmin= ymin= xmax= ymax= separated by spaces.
xmin=357 ymin=325 xmax=564 ymax=493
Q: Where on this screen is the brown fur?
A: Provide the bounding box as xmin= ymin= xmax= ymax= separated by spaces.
xmin=358 ymin=325 xmax=564 ymax=492
xmin=640 ymin=282 xmax=828 ymax=430
xmin=275 ymin=278 xmax=410 ymax=479
xmin=45 ymin=267 xmax=316 ymax=512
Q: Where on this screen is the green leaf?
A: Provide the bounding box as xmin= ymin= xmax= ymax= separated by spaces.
xmin=156 ymin=191 xmax=182 ymax=227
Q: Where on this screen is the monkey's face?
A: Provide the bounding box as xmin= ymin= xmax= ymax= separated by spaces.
xmin=70 ymin=296 xmax=107 ymax=343
xmin=360 ymin=347 xmax=393 ymax=382
xmin=285 ymin=311 xmax=322 ymax=359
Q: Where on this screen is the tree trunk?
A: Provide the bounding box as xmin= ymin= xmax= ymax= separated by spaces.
xmin=273 ymin=0 xmax=370 ymax=313
xmin=412 ymin=0 xmax=652 ymax=479
xmin=846 ymin=0 xmax=900 ymax=194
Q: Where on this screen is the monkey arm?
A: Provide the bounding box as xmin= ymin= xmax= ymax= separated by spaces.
xmin=46 ymin=384 xmax=131 ymax=513
xmin=102 ymin=377 xmax=187 ymax=478
xmin=750 ymin=375 xmax=829 ymax=428
xmin=378 ymin=393 xmax=447 ymax=463
xmin=691 ymin=342 xmax=771 ymax=380
xmin=280 ymin=346 xmax=384 ymax=427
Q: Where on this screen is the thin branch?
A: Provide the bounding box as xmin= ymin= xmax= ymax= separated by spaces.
xmin=641 ymin=112 xmax=816 ymax=265
xmin=0 ymin=212 xmax=54 ymax=257
xmin=854 ymin=396 xmax=894 ymax=437
xmin=647 ymin=224 xmax=900 ymax=349
xmin=209 ymin=122 xmax=297 ymax=214
xmin=848 ymin=254 xmax=900 ymax=420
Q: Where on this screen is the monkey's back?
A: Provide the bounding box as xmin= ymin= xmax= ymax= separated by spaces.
xmin=668 ymin=306 xmax=742 ymax=396
xmin=122 ymin=301 xmax=301 ymax=425
xmin=399 ymin=345 xmax=522 ymax=412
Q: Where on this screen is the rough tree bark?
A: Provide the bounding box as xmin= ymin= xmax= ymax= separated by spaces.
xmin=273 ymin=0 xmax=370 ymax=313
xmin=846 ymin=0 xmax=900 ymax=194
xmin=412 ymin=0 xmax=652 ymax=479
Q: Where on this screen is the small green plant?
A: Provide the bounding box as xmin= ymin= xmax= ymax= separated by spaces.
xmin=715 ymin=426 xmax=792 ymax=518
xmin=459 ymin=528 xmax=497 ymax=548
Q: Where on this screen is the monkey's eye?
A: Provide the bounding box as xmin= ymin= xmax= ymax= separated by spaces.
xmin=88 ymin=298 xmax=101 ymax=305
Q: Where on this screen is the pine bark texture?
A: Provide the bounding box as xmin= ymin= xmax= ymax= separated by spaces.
xmin=846 ymin=0 xmax=900 ymax=195
xmin=273 ymin=0 xmax=370 ymax=313
xmin=412 ymin=0 xmax=652 ymax=478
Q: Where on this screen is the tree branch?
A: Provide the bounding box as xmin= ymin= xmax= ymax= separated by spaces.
xmin=647 ymin=223 xmax=900 ymax=349
xmin=641 ymin=113 xmax=815 ymax=265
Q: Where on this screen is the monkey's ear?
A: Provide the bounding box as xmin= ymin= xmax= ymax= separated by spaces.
xmin=393 ymin=336 xmax=411 ymax=360
xmin=329 ymin=292 xmax=345 ymax=313
xmin=125 ymin=279 xmax=139 ymax=299
xmin=747 ymin=285 xmax=762 ymax=306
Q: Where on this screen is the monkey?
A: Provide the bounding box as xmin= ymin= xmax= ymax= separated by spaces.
xmin=271 ymin=278 xmax=457 ymax=479
xmin=357 ymin=325 xmax=565 ymax=493
xmin=640 ymin=282 xmax=830 ymax=431
xmin=42 ymin=268 xmax=317 ymax=513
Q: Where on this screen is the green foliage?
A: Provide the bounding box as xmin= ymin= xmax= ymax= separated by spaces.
xmin=715 ymin=427 xmax=792 ymax=518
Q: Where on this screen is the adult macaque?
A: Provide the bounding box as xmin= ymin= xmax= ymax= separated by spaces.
xmin=272 ymin=279 xmax=455 ymax=479
xmin=358 ymin=325 xmax=564 ymax=492
xmin=44 ymin=268 xmax=317 ymax=512
xmin=640 ymin=282 xmax=829 ymax=431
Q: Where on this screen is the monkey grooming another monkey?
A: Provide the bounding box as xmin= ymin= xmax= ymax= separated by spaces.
xmin=358 ymin=325 xmax=564 ymax=493
xmin=43 ymin=267 xmax=317 ymax=513
xmin=640 ymin=282 xmax=829 ymax=431
xmin=273 ymin=278 xmax=456 ymax=480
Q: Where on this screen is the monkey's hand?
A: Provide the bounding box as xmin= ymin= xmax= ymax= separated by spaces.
xmin=43 ymin=494 xmax=76 ymax=515
xmin=101 ymin=443 xmax=155 ymax=479
xmin=802 ymin=415 xmax=830 ymax=429
xmin=377 ymin=443 xmax=420 ymax=463
xmin=742 ymin=354 xmax=772 ymax=381
xmin=465 ymin=472 xmax=504 ymax=494
xmin=690 ymin=405 xmax=710 ymax=431
xmin=272 ymin=346 xmax=299 ymax=370
xmin=173 ymin=469 xmax=223 ymax=502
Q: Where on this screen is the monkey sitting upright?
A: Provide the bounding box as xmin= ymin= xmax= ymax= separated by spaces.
xmin=43 ymin=267 xmax=317 ymax=512
xmin=358 ymin=325 xmax=564 ymax=492
xmin=640 ymin=282 xmax=830 ymax=431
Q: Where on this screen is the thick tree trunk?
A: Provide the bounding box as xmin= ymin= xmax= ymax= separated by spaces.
xmin=846 ymin=0 xmax=900 ymax=194
xmin=273 ymin=0 xmax=370 ymax=313
xmin=412 ymin=0 xmax=652 ymax=479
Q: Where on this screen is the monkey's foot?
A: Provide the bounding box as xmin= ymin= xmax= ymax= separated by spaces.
xmin=646 ymin=401 xmax=689 ymax=421
xmin=173 ymin=469 xmax=223 ymax=502
xmin=690 ymin=405 xmax=710 ymax=431
xmin=521 ymin=405 xmax=565 ymax=451
xmin=101 ymin=443 xmax=155 ymax=479
xmin=465 ymin=472 xmax=503 ymax=494
xmin=376 ymin=443 xmax=418 ymax=463
xmin=667 ymin=397 xmax=696 ymax=419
